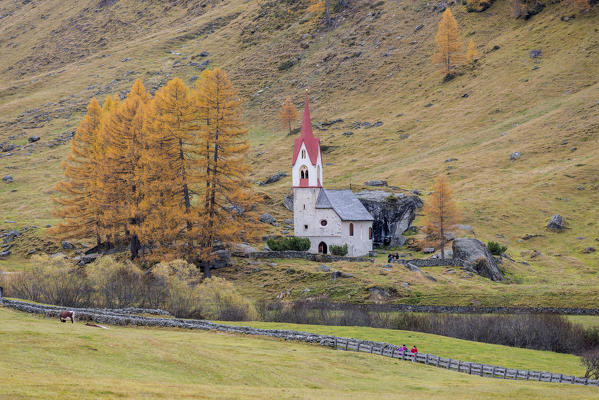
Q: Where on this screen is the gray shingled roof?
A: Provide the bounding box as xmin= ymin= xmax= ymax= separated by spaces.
xmin=315 ymin=189 xmax=374 ymax=221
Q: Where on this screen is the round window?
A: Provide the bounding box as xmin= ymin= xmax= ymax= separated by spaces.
xmin=320 ymin=220 xmax=328 ymax=226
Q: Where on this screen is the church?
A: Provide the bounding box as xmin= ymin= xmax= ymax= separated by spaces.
xmin=292 ymin=94 xmax=374 ymax=257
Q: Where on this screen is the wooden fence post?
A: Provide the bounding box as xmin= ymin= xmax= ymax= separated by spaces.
xmin=469 ymin=363 xmax=472 ymax=374
xmin=345 ymin=340 xmax=348 ymax=351
xmin=503 ymin=368 xmax=507 ymax=379
xmin=480 ymin=364 xmax=484 ymax=377
xmin=356 ymin=342 xmax=360 ymax=352
xmin=447 ymin=359 xmax=452 ymax=369
xmin=491 ymin=366 xmax=496 ymax=377
xmin=425 ymin=354 xmax=429 ymax=365
xmin=334 ymin=338 xmax=337 ymax=349
xmin=435 ymin=356 xmax=440 ymax=367
xmin=525 ymin=371 xmax=529 ymax=381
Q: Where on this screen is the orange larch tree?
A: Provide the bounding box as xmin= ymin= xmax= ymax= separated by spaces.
xmin=194 ymin=68 xmax=260 ymax=277
xmin=137 ymin=78 xmax=199 ymax=261
xmin=466 ymin=39 xmax=478 ymax=64
xmin=100 ymin=79 xmax=152 ymax=258
xmin=53 ymin=98 xmax=103 ymax=244
xmin=433 ymin=8 xmax=464 ymax=78
xmin=279 ymin=97 xmax=299 ymax=135
xmin=423 ymin=175 xmax=460 ymax=259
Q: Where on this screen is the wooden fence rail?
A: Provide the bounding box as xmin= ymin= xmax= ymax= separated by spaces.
xmin=327 ymin=338 xmax=599 ymax=386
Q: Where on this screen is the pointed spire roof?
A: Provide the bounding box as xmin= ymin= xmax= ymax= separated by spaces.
xmin=292 ymin=91 xmax=321 ymax=166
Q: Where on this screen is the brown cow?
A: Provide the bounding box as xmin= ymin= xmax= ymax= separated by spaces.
xmin=59 ymin=310 xmax=74 ymax=323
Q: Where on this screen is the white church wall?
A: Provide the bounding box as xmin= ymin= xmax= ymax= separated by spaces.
xmin=291 ymin=142 xmax=323 ymax=187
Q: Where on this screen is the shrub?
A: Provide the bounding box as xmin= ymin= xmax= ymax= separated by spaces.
xmin=0 ymin=255 xmax=90 ymax=307
xmin=195 ymin=277 xmax=258 ymax=321
xmin=487 ymin=241 xmax=507 ymax=256
xmin=581 ymin=350 xmax=599 ymax=379
xmin=267 ymin=236 xmax=310 ymax=251
xmin=2 ymin=256 xmax=257 ymax=320
xmin=466 ymin=0 xmax=494 ymax=12
xmin=329 ymin=244 xmax=348 ymax=256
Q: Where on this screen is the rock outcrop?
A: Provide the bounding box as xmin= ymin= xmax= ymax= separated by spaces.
xmin=355 ymin=191 xmax=422 ymax=247
xmin=452 ymin=238 xmax=504 ymax=281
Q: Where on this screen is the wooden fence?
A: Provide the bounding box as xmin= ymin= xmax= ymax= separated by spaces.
xmin=326 ymin=338 xmax=599 ymax=386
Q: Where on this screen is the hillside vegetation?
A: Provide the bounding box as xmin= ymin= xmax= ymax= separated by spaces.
xmin=1 ymin=307 xmax=599 ymax=399
xmin=0 ymin=0 xmax=598 ymax=303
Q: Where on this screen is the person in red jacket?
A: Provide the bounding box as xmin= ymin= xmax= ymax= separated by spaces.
xmin=411 ymin=345 xmax=418 ymax=357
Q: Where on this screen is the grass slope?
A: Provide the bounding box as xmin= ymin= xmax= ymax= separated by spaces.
xmin=223 ymin=320 xmax=585 ymax=375
xmin=0 ymin=0 xmax=598 ymax=304
xmin=1 ymin=307 xmax=598 ymax=399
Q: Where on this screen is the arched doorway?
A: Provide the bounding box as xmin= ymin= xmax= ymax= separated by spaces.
xmin=318 ymin=241 xmax=327 ymax=255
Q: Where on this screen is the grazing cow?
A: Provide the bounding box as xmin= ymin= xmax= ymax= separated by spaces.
xmin=59 ymin=310 xmax=75 ymax=323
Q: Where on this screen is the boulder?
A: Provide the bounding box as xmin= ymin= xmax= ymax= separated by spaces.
xmin=355 ymin=190 xmax=422 ymax=247
xmin=332 ymin=270 xmax=353 ymax=280
xmin=547 ymin=214 xmax=564 ymax=231
xmin=78 ymin=253 xmax=99 ymax=265
xmin=452 ymin=238 xmax=504 ymax=281
xmin=423 ymin=247 xmax=435 ymax=254
xmin=510 ymin=152 xmax=521 ymax=161
xmin=583 ymin=247 xmax=596 ymax=254
xmin=0 ymin=250 xmax=10 ymax=258
xmin=232 ymin=243 xmax=259 ymax=255
xmin=2 ymin=175 xmax=13 ymax=183
xmin=61 ymin=241 xmax=75 ymax=250
xmin=260 ymin=171 xmax=287 ymax=186
xmin=406 ymin=263 xmax=422 ymax=272
xmin=2 ymin=230 xmax=21 ymax=245
xmin=283 ymin=189 xmax=294 ymax=211
xmin=364 ymin=180 xmax=387 ymax=187
xmin=1 ymin=143 xmax=15 ymax=152
xmin=259 ymin=213 xmax=276 ymax=225
xmin=28 ymin=136 xmax=40 ymax=143
xmin=319 ymin=264 xmax=331 ymax=272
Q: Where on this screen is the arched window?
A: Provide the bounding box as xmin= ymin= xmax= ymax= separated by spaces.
xmin=349 ymin=223 xmax=354 ymax=236
xmin=369 ymin=226 xmax=372 ymax=240
xmin=301 ymin=149 xmax=306 ymax=159
xmin=300 ymin=165 xmax=309 ymax=180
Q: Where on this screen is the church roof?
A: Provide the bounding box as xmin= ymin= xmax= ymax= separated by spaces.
xmin=316 ymin=189 xmax=374 ymax=221
xmin=292 ymin=93 xmax=320 ymax=166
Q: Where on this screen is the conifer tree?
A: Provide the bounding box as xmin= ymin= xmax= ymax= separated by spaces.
xmin=137 ymin=78 xmax=198 ymax=260
xmin=53 ymin=98 xmax=103 ymax=244
xmin=423 ymin=175 xmax=460 ymax=260
xmin=433 ymin=8 xmax=464 ymax=78
xmin=101 ymin=79 xmax=152 ymax=258
xmin=194 ymin=68 xmax=259 ymax=277
xmin=466 ymin=39 xmax=478 ymax=64
xmin=279 ymin=97 xmax=299 ymax=135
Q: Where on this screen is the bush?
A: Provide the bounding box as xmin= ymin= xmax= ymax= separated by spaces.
xmin=487 ymin=241 xmax=507 ymax=256
xmin=466 ymin=0 xmax=494 ymax=12
xmin=0 ymin=255 xmax=90 ymax=307
xmin=257 ymin=301 xmax=597 ymax=355
xmin=329 ymin=244 xmax=348 ymax=256
xmin=195 ymin=277 xmax=258 ymax=321
xmin=581 ymin=350 xmax=599 ymax=379
xmin=2 ymin=256 xmax=257 ymax=320
xmin=267 ymin=236 xmax=310 ymax=251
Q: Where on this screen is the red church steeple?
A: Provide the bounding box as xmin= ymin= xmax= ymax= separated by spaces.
xmin=292 ymin=92 xmax=321 ymax=166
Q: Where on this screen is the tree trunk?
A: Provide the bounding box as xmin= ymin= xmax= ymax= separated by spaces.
xmin=130 ymin=233 xmax=141 ymax=260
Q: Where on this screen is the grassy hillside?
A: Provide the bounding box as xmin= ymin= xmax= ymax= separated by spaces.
xmin=1 ymin=307 xmax=598 ymax=399
xmin=0 ymin=0 xmax=598 ymax=303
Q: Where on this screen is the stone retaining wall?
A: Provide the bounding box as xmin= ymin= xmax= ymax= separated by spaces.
xmin=232 ymin=251 xmax=374 ymax=263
